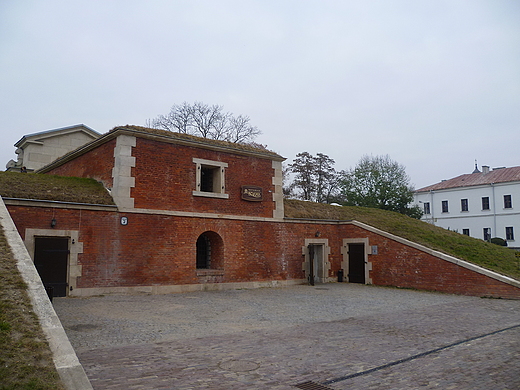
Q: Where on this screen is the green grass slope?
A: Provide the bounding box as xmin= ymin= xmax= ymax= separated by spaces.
xmin=0 ymin=226 xmax=64 ymax=390
xmin=284 ymin=199 xmax=520 ymax=281
xmin=0 ymin=171 xmax=114 ymax=205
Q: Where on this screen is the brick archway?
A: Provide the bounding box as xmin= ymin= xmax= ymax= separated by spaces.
xmin=196 ymin=231 xmax=224 ymax=270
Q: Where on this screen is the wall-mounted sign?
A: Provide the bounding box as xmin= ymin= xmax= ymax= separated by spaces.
xmin=120 ymin=216 xmax=128 ymax=226
xmin=241 ymin=185 xmax=263 ymax=201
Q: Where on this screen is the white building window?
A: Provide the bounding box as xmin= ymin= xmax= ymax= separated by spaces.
xmin=441 ymin=200 xmax=449 ymax=213
xmin=462 ymin=228 xmax=470 ymax=236
xmin=482 ymin=197 xmax=490 ymax=210
xmin=423 ymin=202 xmax=430 ymax=215
xmin=504 ymin=195 xmax=512 ymax=209
xmin=483 ymin=228 xmax=491 ymax=241
xmin=192 ymin=158 xmax=229 ymax=199
xmin=461 ymin=199 xmax=468 ymax=212
xmin=506 ymin=227 xmax=514 ymax=241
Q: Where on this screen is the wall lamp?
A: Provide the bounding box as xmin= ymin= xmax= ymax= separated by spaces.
xmin=51 ymin=218 xmax=57 ymax=228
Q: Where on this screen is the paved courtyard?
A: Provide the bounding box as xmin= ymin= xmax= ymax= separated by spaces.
xmin=53 ymin=284 xmax=520 ymax=389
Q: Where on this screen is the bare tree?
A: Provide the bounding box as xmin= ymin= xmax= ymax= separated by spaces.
xmin=148 ymin=102 xmax=261 ymax=143
xmin=148 ymin=101 xmax=193 ymax=133
xmin=226 ymin=115 xmax=261 ymax=143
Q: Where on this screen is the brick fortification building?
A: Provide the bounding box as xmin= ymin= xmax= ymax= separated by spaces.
xmin=4 ymin=126 xmax=520 ymax=299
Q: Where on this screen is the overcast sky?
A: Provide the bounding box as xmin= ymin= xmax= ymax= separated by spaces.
xmin=1 ymin=0 xmax=519 ymax=189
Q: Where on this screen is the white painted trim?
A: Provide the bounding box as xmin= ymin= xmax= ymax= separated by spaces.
xmin=111 ymin=135 xmax=136 ymax=209
xmin=192 ymin=157 xmax=228 ymax=197
xmin=302 ymin=238 xmax=332 ymax=283
xmin=192 ymin=191 xmax=229 ymax=199
xmin=192 ymin=157 xmax=228 ymax=168
xmin=272 ymin=160 xmax=284 ymax=219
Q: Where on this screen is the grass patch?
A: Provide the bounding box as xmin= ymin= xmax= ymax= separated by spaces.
xmin=0 ymin=227 xmax=65 ymax=390
xmin=0 ymin=171 xmax=115 ymax=205
xmin=284 ymin=199 xmax=520 ymax=280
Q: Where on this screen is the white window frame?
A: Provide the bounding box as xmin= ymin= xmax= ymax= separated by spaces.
xmin=483 ymin=227 xmax=491 ymax=241
xmin=504 ymin=194 xmax=512 ymax=209
xmin=192 ymin=158 xmax=229 ymax=199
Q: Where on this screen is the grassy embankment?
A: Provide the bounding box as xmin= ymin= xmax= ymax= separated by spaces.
xmin=285 ymin=199 xmax=520 ymax=281
xmin=0 ymin=171 xmax=111 ymax=389
xmin=0 ymin=226 xmax=65 ymax=390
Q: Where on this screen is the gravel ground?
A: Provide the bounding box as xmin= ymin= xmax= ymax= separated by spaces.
xmin=54 ymin=284 xmax=474 ymax=351
xmin=52 ymin=284 xmax=520 ymax=389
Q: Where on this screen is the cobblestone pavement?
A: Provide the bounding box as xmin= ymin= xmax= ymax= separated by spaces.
xmin=53 ymin=284 xmax=520 ymax=389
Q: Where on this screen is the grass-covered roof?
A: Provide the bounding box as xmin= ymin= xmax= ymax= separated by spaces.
xmin=112 ymin=125 xmax=284 ymax=160
xmin=0 ymin=172 xmax=115 ymax=205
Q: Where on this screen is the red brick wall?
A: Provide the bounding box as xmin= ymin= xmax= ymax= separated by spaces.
xmin=338 ymin=224 xmax=520 ymax=299
xmin=6 ymin=205 xmax=520 ymax=299
xmin=46 ymin=139 xmax=116 ymax=189
xmin=131 ymin=138 xmax=276 ymax=217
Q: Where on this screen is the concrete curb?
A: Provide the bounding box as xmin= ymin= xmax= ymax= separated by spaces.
xmin=0 ymin=197 xmax=93 ymax=390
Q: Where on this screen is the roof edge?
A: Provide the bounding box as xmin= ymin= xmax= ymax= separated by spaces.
xmin=38 ymin=126 xmax=285 ymax=173
xmin=14 ymin=124 xmax=100 ymax=147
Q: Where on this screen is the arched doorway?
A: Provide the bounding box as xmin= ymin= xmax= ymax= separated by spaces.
xmin=196 ymin=231 xmax=223 ymax=270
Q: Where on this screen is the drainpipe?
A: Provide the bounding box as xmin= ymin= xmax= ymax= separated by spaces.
xmin=491 ymin=183 xmax=497 ymax=238
xmin=430 ymin=190 xmax=435 ymax=224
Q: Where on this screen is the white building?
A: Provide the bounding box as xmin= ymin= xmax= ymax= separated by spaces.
xmin=5 ymin=124 xmax=100 ymax=172
xmin=414 ymin=165 xmax=520 ymax=248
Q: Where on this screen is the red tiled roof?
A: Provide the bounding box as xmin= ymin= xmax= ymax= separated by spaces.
xmin=416 ymin=166 xmax=520 ymax=192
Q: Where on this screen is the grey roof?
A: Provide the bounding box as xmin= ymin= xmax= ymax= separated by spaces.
xmin=14 ymin=124 xmax=100 ymax=147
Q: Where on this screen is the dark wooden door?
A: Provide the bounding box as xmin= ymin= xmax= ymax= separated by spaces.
xmin=34 ymin=237 xmax=69 ymax=297
xmin=348 ymin=243 xmax=365 ymax=284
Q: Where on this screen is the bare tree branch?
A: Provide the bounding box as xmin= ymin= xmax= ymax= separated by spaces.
xmin=148 ymin=102 xmax=261 ymax=143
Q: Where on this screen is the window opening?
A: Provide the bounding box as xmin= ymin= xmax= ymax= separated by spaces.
xmin=196 ymin=234 xmax=211 ymax=269
xmin=482 ymin=197 xmax=490 ymax=210
xmin=193 ymin=158 xmax=228 ymax=199
xmin=423 ymin=202 xmax=430 ymax=215
xmin=462 ymin=229 xmax=470 ymax=236
xmin=504 ymin=195 xmax=512 ymax=209
xmin=201 ymin=166 xmax=216 ymax=192
xmin=441 ymin=200 xmax=449 ymax=213
xmin=461 ymin=199 xmax=468 ymax=212
xmin=483 ymin=228 xmax=491 ymax=241
xmin=506 ymin=227 xmax=514 ymax=241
